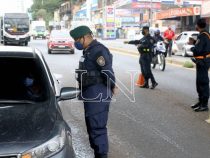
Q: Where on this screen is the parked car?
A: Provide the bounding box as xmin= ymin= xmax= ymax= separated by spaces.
xmin=47 ymin=30 xmax=75 ymax=54
xmin=172 ymin=31 xmax=199 ymax=57
xmin=0 ymin=46 xmax=79 ymax=158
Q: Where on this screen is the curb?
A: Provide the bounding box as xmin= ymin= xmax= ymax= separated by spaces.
xmin=108 ymin=47 xmax=194 ymax=68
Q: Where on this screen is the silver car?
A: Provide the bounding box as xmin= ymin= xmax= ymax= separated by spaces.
xmin=173 ymin=31 xmax=199 ymax=57
xmin=0 ymin=46 xmax=78 ymax=158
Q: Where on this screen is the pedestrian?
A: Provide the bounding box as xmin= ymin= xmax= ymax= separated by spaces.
xmin=164 ymin=26 xmax=175 ymax=57
xmin=124 ymin=26 xmax=158 ymax=89
xmin=190 ymin=18 xmax=210 ymax=112
xmin=70 ymin=26 xmax=116 ymax=158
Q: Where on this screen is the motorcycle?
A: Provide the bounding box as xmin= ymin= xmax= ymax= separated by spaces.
xmin=151 ymin=41 xmax=166 ymax=71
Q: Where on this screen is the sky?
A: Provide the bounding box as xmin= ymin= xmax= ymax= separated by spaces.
xmin=0 ymin=0 xmax=33 ymax=15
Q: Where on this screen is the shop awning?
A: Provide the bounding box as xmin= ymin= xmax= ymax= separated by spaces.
xmin=154 ymin=7 xmax=201 ymax=20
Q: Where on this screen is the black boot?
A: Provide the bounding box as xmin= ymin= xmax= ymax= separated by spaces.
xmin=191 ymin=99 xmax=202 ymax=109
xmin=95 ymin=154 xmax=108 ymax=158
xmin=151 ymin=82 xmax=158 ymax=89
xmin=140 ymin=81 xmax=149 ymax=88
xmin=191 ymin=102 xmax=201 ymax=109
xmin=194 ymin=98 xmax=209 ymax=112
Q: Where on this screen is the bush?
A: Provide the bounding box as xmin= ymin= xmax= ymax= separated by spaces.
xmin=183 ymin=61 xmax=194 ymax=68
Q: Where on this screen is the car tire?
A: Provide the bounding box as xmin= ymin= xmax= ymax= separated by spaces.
xmin=4 ymin=41 xmax=7 ymax=45
xmin=48 ymin=49 xmax=52 ymax=54
xmin=25 ymin=41 xmax=28 ymax=46
xmin=70 ymin=50 xmax=75 ymax=54
xmin=182 ymin=49 xmax=188 ymax=57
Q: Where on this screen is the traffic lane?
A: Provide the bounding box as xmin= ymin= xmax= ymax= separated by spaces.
xmin=29 ymin=40 xmax=210 ymax=158
xmin=110 ymin=51 xmax=210 ymax=158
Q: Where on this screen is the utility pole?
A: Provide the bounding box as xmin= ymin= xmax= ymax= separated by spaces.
xmin=150 ymin=0 xmax=153 ymax=27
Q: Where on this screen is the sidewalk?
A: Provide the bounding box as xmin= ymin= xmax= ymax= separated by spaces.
xmin=99 ymin=39 xmax=193 ymax=67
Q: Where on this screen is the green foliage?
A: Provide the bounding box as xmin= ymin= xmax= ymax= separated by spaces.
xmin=31 ymin=0 xmax=66 ymax=23
xmin=183 ymin=61 xmax=194 ymax=68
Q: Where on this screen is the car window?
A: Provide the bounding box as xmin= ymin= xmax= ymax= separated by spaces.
xmin=176 ymin=34 xmax=182 ymax=40
xmin=191 ymin=33 xmax=199 ymax=40
xmin=0 ymin=57 xmax=50 ymax=102
xmin=51 ymin=30 xmax=70 ymax=38
xmin=180 ymin=33 xmax=188 ymax=41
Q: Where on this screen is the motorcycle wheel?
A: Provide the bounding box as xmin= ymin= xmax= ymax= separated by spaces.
xmin=151 ymin=57 xmax=156 ymax=69
xmin=159 ymin=54 xmax=166 ymax=71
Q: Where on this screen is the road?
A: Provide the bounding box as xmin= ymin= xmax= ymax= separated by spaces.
xmin=29 ymin=39 xmax=210 ymax=158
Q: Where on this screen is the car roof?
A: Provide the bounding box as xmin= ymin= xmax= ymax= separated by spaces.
xmin=0 ymin=46 xmax=37 ymax=58
xmin=181 ymin=31 xmax=199 ymax=34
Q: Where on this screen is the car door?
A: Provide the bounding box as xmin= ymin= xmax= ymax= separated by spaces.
xmin=174 ymin=33 xmax=182 ymax=54
xmin=177 ymin=33 xmax=188 ymax=52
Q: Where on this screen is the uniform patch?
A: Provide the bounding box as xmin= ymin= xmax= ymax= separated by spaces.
xmin=150 ymin=39 xmax=154 ymax=43
xmin=97 ymin=56 xmax=105 ymax=66
xmin=195 ymin=39 xmax=200 ymax=45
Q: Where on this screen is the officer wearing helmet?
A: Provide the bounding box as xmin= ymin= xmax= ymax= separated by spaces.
xmin=70 ymin=26 xmax=116 ymax=158
xmin=124 ymin=26 xmax=158 ymax=89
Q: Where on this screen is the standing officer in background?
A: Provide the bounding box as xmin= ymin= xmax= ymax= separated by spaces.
xmin=190 ymin=18 xmax=210 ymax=112
xmin=125 ymin=26 xmax=158 ymax=89
xmin=70 ymin=26 xmax=116 ymax=158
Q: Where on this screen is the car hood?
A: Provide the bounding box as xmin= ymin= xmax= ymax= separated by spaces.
xmin=0 ymin=101 xmax=57 ymax=154
xmin=50 ymin=38 xmax=72 ymax=42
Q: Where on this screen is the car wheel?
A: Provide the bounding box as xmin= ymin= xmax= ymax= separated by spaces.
xmin=70 ymin=50 xmax=75 ymax=54
xmin=182 ymin=49 xmax=187 ymax=57
xmin=4 ymin=41 xmax=7 ymax=45
xmin=25 ymin=41 xmax=28 ymax=46
xmin=48 ymin=49 xmax=51 ymax=54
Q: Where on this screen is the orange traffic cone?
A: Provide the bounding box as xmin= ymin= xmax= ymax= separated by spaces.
xmin=136 ymin=73 xmax=145 ymax=87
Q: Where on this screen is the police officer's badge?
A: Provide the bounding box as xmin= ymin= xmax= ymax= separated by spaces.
xmin=97 ymin=56 xmax=105 ymax=66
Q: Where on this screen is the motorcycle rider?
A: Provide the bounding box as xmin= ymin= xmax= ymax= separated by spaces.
xmin=154 ymin=30 xmax=164 ymax=42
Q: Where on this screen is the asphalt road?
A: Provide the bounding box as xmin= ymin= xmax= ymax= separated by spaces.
xmin=29 ymin=39 xmax=210 ymax=158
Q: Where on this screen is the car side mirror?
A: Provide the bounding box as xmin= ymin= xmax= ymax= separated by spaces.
xmin=58 ymin=87 xmax=80 ymax=101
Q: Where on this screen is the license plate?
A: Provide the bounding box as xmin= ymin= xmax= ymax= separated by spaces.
xmin=16 ymin=37 xmax=19 ymax=40
xmin=58 ymin=46 xmax=65 ymax=48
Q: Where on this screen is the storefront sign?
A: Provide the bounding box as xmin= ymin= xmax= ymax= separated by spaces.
xmin=132 ymin=2 xmax=161 ymax=9
xmin=155 ymin=7 xmax=201 ymax=20
xmin=201 ymin=0 xmax=210 ymax=17
xmin=174 ymin=0 xmax=184 ymax=6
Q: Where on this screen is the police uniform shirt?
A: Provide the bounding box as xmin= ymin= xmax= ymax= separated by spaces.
xmin=191 ymin=30 xmax=210 ymax=56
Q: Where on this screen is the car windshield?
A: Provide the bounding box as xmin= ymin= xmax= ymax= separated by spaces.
xmin=4 ymin=18 xmax=29 ymax=34
xmin=191 ymin=33 xmax=198 ymax=40
xmin=0 ymin=57 xmax=50 ymax=103
xmin=35 ymin=26 xmax=46 ymax=32
xmin=51 ymin=30 xmax=71 ymax=38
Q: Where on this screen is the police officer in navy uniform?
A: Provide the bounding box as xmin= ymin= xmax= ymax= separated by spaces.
xmin=190 ymin=18 xmax=210 ymax=112
xmin=70 ymin=26 xmax=116 ymax=158
xmin=125 ymin=26 xmax=158 ymax=89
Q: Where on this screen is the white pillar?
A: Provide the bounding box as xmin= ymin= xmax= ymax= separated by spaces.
xmin=86 ymin=0 xmax=91 ymax=21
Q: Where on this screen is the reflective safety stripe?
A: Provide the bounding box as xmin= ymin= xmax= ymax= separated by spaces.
xmin=194 ymin=53 xmax=210 ymax=59
xmin=201 ymin=32 xmax=210 ymax=39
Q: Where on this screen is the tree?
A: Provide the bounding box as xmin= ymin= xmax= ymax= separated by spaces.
xmin=36 ymin=9 xmax=47 ymax=20
xmin=31 ymin=0 xmax=66 ymax=22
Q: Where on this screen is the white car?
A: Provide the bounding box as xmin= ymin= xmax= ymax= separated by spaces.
xmin=173 ymin=31 xmax=199 ymax=57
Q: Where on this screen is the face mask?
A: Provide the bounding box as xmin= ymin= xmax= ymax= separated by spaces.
xmin=74 ymin=41 xmax=84 ymax=50
xmin=24 ymin=77 xmax=34 ymax=87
